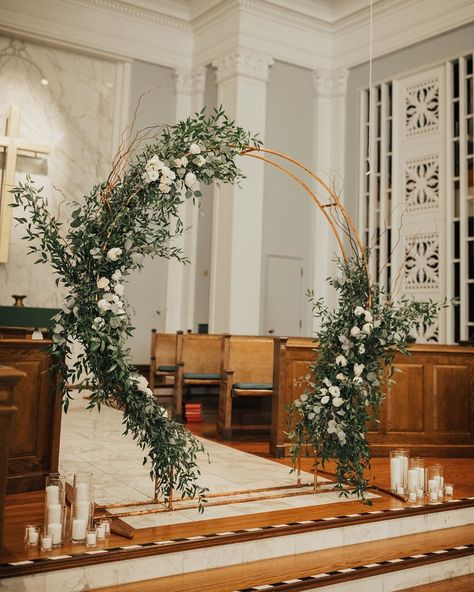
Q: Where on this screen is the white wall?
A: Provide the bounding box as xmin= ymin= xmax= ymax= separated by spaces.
xmin=0 ymin=35 xmax=116 ymax=307
xmin=262 ymin=60 xmax=315 ymax=336
xmin=192 ymin=65 xmax=217 ymax=332
xmin=126 ymin=60 xmax=176 ymax=363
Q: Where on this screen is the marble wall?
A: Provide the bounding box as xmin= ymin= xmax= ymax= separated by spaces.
xmin=0 ymin=37 xmax=117 ymax=307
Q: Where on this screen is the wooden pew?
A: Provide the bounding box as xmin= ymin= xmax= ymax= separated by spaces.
xmin=149 ymin=330 xmax=179 ymax=393
xmin=174 ymin=333 xmax=222 ymax=421
xmin=270 ymin=340 xmax=474 ymax=458
xmin=218 ymin=335 xmax=274 ymax=440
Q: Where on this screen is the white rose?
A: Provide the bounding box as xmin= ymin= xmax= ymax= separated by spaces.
xmin=159 ymin=183 xmax=171 ymax=193
xmin=373 ymin=319 xmax=381 ymax=328
xmin=53 ymin=324 xmax=64 ymax=334
xmin=93 ymin=317 xmax=105 ymax=330
xmin=329 ymin=385 xmax=340 ymax=397
xmin=112 ymin=269 xmax=122 ymax=281
xmin=146 ymin=155 xmax=164 ymax=169
xmin=336 ymin=372 xmax=347 ymax=382
xmin=353 ymin=376 xmax=364 ymax=384
xmin=350 ymin=326 xmax=361 ymax=337
xmin=97 ymin=277 xmax=110 ymax=290
xmin=354 ymin=306 xmax=365 ymax=316
xmin=132 ymin=374 xmax=153 ymax=396
xmin=319 ymin=388 xmax=328 ymax=395
xmin=362 ymin=322 xmax=373 ymax=334
xmin=354 ymin=363 xmax=365 ymax=377
xmin=89 ymin=247 xmax=101 ymax=260
xmin=107 ymin=247 xmax=122 ymax=262
xmin=335 ymin=354 xmax=347 ymax=367
xmin=143 ymin=169 xmax=159 ymax=184
xmin=364 ymin=311 xmax=373 ymax=322
xmin=308 ymin=412 xmax=315 ymax=420
xmin=194 ymin=155 xmax=206 ymax=167
xmin=114 ymin=283 xmax=125 ymax=296
xmin=185 ymin=172 xmax=197 ymax=187
xmin=160 ymin=175 xmax=172 ymax=186
xmin=333 ymin=397 xmax=344 ymax=407
xmin=359 ymin=344 xmax=366 ymax=354
xmin=131 ymin=252 xmax=144 ymax=266
xmin=323 ymin=377 xmax=332 ymax=387
xmin=97 ymin=299 xmax=112 ymax=313
xmin=189 ymin=143 xmax=201 ymax=155
xmin=321 ymin=395 xmax=330 ymax=404
xmin=161 ymin=167 xmax=175 ymax=180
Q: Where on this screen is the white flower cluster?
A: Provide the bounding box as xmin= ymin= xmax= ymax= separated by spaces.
xmin=142 ymin=142 xmax=205 ymax=193
xmin=131 ymin=373 xmax=154 ymax=398
xmin=94 ymin=268 xmax=127 ymax=329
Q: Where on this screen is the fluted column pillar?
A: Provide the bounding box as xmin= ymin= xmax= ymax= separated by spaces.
xmin=209 ymin=50 xmax=273 ymax=333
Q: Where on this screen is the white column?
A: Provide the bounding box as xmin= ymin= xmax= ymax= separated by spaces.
xmin=165 ymin=66 xmax=206 ymax=332
xmin=209 ymin=50 xmax=273 ymax=334
xmin=311 ymin=67 xmax=348 ymax=331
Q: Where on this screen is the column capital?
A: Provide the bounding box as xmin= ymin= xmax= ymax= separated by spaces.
xmin=174 ymin=65 xmax=206 ymax=96
xmin=313 ymin=67 xmax=348 ymax=99
xmin=213 ymin=50 xmax=273 ymax=85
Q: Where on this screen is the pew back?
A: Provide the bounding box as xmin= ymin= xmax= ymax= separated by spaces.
xmin=149 ymin=331 xmax=178 ymax=390
xmin=179 ymin=333 xmax=222 ymax=375
xmin=225 ymin=335 xmax=274 ymax=386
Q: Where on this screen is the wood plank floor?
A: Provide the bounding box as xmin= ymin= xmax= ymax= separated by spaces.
xmin=2 ymin=422 xmax=474 ymax=565
xmin=401 ymin=574 xmax=474 ymax=591
xmin=91 ymin=524 xmax=474 ymax=592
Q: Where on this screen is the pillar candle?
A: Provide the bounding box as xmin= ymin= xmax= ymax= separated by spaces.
xmin=407 ymin=469 xmax=418 ymax=492
xmin=390 ymin=457 xmax=400 ymax=490
xmin=402 ymin=456 xmax=408 ymax=485
xmin=75 ymin=501 xmax=90 ymax=522
xmin=86 ymin=531 xmax=97 ymax=546
xmin=417 ymin=467 xmax=425 ymax=488
xmin=428 ymin=479 xmax=439 ymax=493
xmin=408 ymin=491 xmax=417 ymax=502
xmin=96 ymin=524 xmax=106 ymax=540
xmin=41 ymin=536 xmax=53 ymax=551
xmin=75 ymin=482 xmax=89 ymax=501
xmin=47 ymin=504 xmax=62 ymax=524
xmin=429 ymin=491 xmax=438 ymax=502
xmin=48 ymin=522 xmax=62 ymax=545
xmin=28 ymin=529 xmax=39 ymax=544
xmin=445 ymin=484 xmax=454 ymax=496
xmin=72 ymin=519 xmax=86 ymax=541
xmin=45 ymin=485 xmax=60 ymax=505
xmin=416 ymin=487 xmax=424 ymax=499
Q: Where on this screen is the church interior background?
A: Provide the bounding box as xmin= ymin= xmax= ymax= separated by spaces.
xmin=0 ymin=1 xmax=474 ymax=591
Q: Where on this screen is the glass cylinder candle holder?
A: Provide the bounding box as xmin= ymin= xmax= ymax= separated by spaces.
xmin=95 ymin=521 xmax=106 ymax=541
xmin=40 ymin=532 xmax=53 ymax=552
xmin=426 ymin=465 xmax=443 ymax=503
xmin=45 ymin=504 xmax=66 ymax=548
xmin=24 ymin=524 xmax=37 ymax=544
xmin=408 ymin=457 xmax=425 ymax=500
xmin=445 ymin=483 xmax=454 ymax=497
xmin=26 ymin=525 xmax=39 ymax=546
xmin=86 ymin=529 xmax=97 ymax=548
xmin=99 ymin=518 xmax=111 ymax=538
xmin=73 ymin=472 xmax=93 ymax=504
xmin=390 ymin=448 xmax=409 ymax=494
xmin=45 ymin=473 xmax=65 ymax=506
xmin=71 ymin=496 xmax=94 ymax=544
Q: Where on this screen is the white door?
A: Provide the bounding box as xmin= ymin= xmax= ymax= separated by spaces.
xmin=263 ymin=255 xmax=304 ymax=337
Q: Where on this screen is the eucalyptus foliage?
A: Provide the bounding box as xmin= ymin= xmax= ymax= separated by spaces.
xmin=289 ymin=257 xmax=440 ymax=500
xmin=11 ymin=109 xmax=261 ymax=506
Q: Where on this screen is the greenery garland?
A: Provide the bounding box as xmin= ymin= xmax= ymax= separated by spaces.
xmin=12 ymin=109 xmax=261 ymax=506
xmin=289 ymin=256 xmax=440 ymax=500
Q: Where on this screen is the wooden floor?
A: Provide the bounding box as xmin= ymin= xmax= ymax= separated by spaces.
xmin=91 ymin=524 xmax=474 ymax=592
xmin=2 ymin=419 xmax=474 ymax=566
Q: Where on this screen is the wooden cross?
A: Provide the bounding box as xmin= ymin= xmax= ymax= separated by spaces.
xmin=0 ymin=105 xmax=50 ymax=263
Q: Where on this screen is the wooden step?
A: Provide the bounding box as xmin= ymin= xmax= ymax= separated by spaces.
xmin=90 ymin=524 xmax=474 ymax=592
xmin=401 ymin=573 xmax=474 ymax=591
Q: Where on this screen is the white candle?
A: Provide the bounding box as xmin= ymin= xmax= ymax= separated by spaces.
xmin=428 ymin=479 xmax=439 ymax=493
xmin=396 ymin=485 xmax=405 ymax=496
xmin=390 ymin=457 xmax=400 ymax=490
xmin=75 ymin=501 xmax=90 ymax=521
xmin=96 ymin=524 xmax=106 ymax=540
xmin=103 ymin=521 xmax=110 ymax=536
xmin=28 ymin=529 xmax=39 ymax=544
xmin=408 ymin=491 xmax=417 ymax=502
xmin=46 ymin=485 xmax=60 ymax=505
xmin=86 ymin=531 xmax=97 ymax=546
xmin=416 ymin=487 xmax=424 ymax=499
xmin=48 ymin=504 xmax=62 ymax=524
xmin=72 ymin=518 xmax=86 ymax=541
xmin=407 ymin=469 xmax=418 ymax=492
xmin=445 ymin=484 xmax=454 ymax=496
xmin=429 ymin=491 xmax=438 ymax=502
xmin=402 ymin=456 xmax=408 ymax=484
xmin=75 ymin=482 xmax=90 ymax=501
xmin=41 ymin=536 xmax=53 ymax=551
xmin=48 ymin=522 xmax=62 ymax=545
xmin=438 ymin=489 xmax=444 ymax=500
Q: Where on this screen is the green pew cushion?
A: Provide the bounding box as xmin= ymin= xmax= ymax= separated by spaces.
xmin=157 ymin=365 xmax=177 ymax=372
xmin=233 ymin=383 xmax=273 ymax=390
xmin=183 ymin=372 xmax=221 ymax=380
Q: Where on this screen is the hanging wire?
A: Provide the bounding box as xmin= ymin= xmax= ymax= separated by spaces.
xmin=366 ymin=0 xmax=374 ymax=176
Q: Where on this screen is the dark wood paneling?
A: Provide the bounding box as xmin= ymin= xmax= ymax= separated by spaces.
xmin=0 ymin=339 xmax=62 ymax=493
xmin=271 ymin=343 xmax=474 ymax=457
